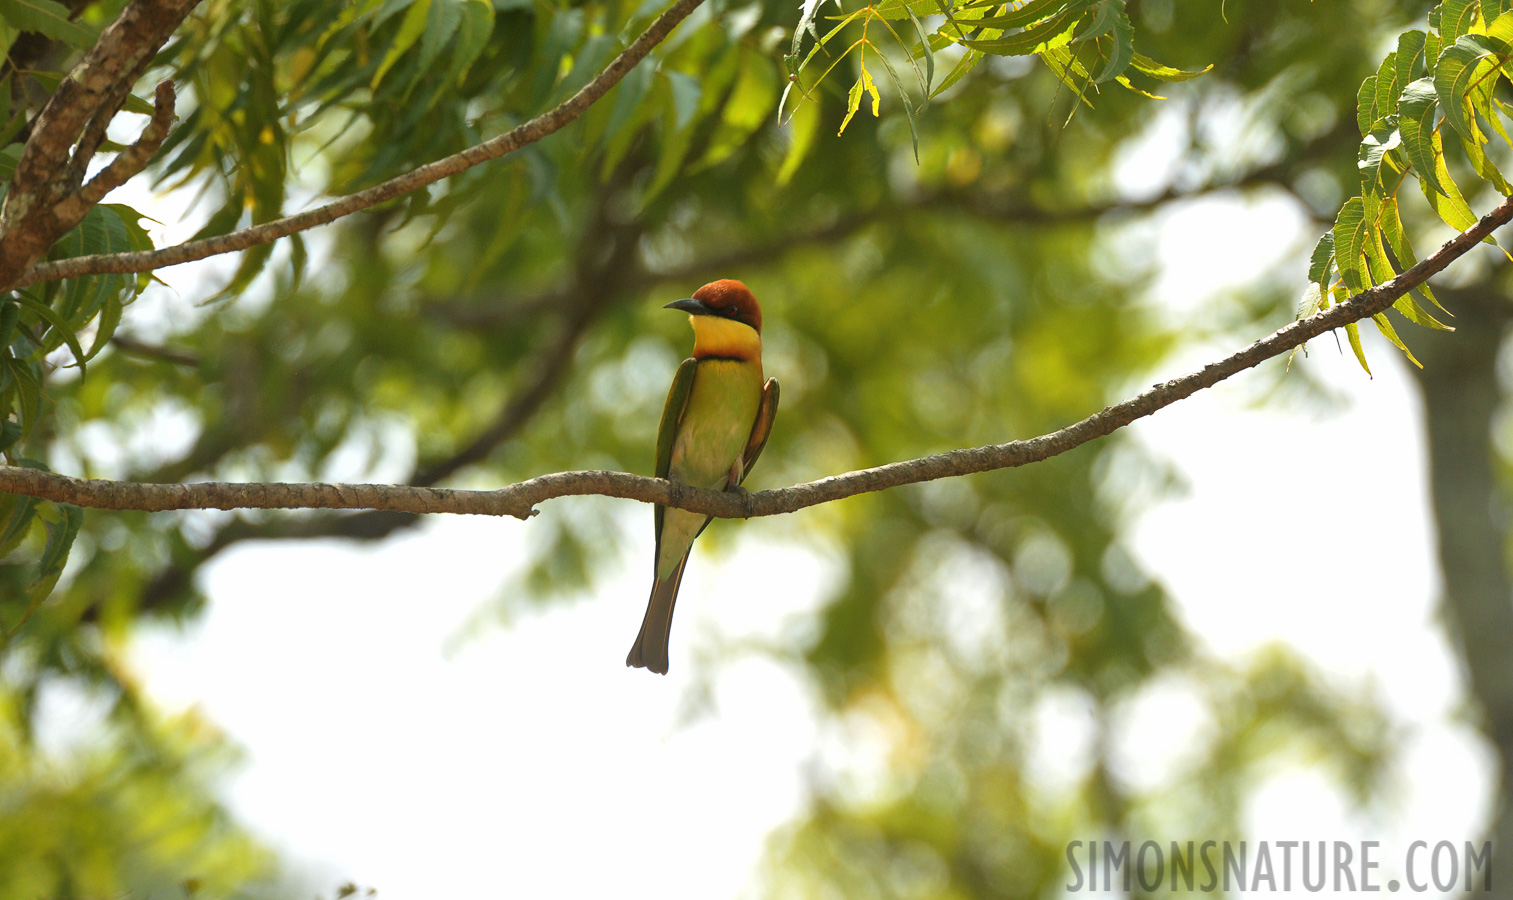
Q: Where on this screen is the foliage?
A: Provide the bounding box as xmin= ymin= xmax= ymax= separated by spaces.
xmin=781 ymin=0 xmax=1208 ymax=155
xmin=1303 ymin=2 xmax=1513 ymax=373
xmin=0 ymin=679 xmax=271 ymax=896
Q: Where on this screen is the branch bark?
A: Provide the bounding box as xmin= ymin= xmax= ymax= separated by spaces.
xmin=0 ymin=0 xmax=200 ymax=290
xmin=12 ymin=0 xmax=709 ymax=290
xmin=6 ymin=193 xmax=1512 ymax=520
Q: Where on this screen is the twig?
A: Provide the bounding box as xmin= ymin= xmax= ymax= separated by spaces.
xmin=6 ymin=192 xmax=1512 ymax=520
xmin=109 ymin=332 xmax=199 ymax=366
xmin=13 ymin=0 xmax=709 ymax=289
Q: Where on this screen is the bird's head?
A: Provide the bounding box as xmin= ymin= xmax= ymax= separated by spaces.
xmin=664 ymin=279 xmax=762 ymax=334
xmin=664 ymin=280 xmax=763 ymax=361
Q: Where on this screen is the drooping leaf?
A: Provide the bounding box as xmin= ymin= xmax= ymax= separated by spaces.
xmin=371 ymin=0 xmax=433 ymax=88
xmin=0 ymin=0 xmax=97 ymax=48
xmin=1371 ymin=312 xmax=1422 ymax=367
xmin=1345 ymin=320 xmax=1372 ymax=376
xmin=1419 ymin=127 xmax=1480 ymax=232
xmin=23 ymin=502 xmax=83 ymax=612
xmin=13 ymin=291 xmax=87 ymax=375
xmin=1129 ymin=52 xmax=1211 ymax=82
xmin=1380 ymin=194 xmax=1450 ymax=316
xmin=1090 ymin=0 xmax=1134 ymax=83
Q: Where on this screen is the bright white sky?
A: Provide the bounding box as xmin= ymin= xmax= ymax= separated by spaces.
xmin=32 ymin=98 xmax=1499 ymax=899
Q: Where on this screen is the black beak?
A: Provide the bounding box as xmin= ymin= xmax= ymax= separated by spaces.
xmin=664 ymin=297 xmax=714 ymax=315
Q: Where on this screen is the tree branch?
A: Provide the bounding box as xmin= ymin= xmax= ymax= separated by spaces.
xmin=6 ymin=193 xmax=1511 ymax=520
xmin=109 ymin=332 xmax=200 ymax=366
xmin=0 ymin=0 xmax=201 ymax=289
xmin=13 ymin=0 xmax=708 ymax=290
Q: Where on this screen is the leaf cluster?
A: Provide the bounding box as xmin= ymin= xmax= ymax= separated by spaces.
xmin=781 ymin=0 xmax=1209 ymax=156
xmin=1302 ymin=1 xmax=1513 ymax=373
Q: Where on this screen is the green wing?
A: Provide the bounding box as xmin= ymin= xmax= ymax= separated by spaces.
xmin=739 ymin=377 xmax=779 ymax=484
xmin=653 ymin=358 xmax=699 ymax=541
xmin=656 ymin=358 xmax=698 ymax=479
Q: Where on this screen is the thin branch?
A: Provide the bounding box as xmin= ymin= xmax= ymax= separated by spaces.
xmin=109 ymin=332 xmax=199 ymax=366
xmin=7 ymin=193 xmax=1512 ymax=520
xmin=13 ymin=0 xmax=709 ymax=289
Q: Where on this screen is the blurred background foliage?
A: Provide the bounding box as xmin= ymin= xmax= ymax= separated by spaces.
xmin=2 ymin=0 xmax=1510 ymax=895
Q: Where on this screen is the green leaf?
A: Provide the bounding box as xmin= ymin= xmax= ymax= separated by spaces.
xmin=1296 ymin=282 xmax=1324 ymax=320
xmin=1434 ymin=33 xmax=1501 ymax=145
xmin=1395 ymin=30 xmax=1427 ymax=91
xmin=84 ymin=291 xmax=123 ymax=363
xmin=907 ymin=9 xmax=934 ymax=92
xmin=1459 ymin=125 xmax=1512 ymax=194
xmin=1398 ymin=77 xmax=1444 ymax=195
xmin=1380 ymin=194 xmax=1451 ymax=317
xmin=0 ymin=0 xmax=97 ymax=48
xmin=1129 ymin=52 xmax=1211 ymax=82
xmin=443 ymin=0 xmax=493 ymax=87
xmin=1331 ymin=197 xmax=1370 ymax=294
xmin=372 ymin=0 xmax=433 ymax=88
xmin=604 ymin=57 xmax=654 ymax=148
xmin=1345 ymin=321 xmax=1372 ymax=376
xmin=416 ymin=0 xmax=463 ymax=76
xmin=1357 ymin=74 xmax=1378 ymax=135
xmin=1371 ymin=312 xmax=1422 ymax=367
xmin=777 ymin=96 xmax=821 ymax=186
xmin=839 ymin=64 xmax=867 ymax=135
xmin=30 ymin=502 xmax=81 ymax=590
xmin=1419 ymin=126 xmax=1480 ymax=232
xmin=1439 ymin=0 xmax=1478 ymax=45
xmin=0 ymin=300 xmax=18 ymax=349
xmin=0 ymin=492 xmax=36 ymax=559
xmin=1089 ymin=0 xmax=1134 ymax=83
xmin=13 ymin=291 xmax=87 ymax=375
xmin=1375 ymin=51 xmax=1400 ymax=123
xmin=663 ymin=70 xmax=702 ymax=129
xmin=960 ymin=0 xmax=1076 ymax=31
xmin=696 ymin=53 xmax=779 ymax=169
xmin=871 ymin=40 xmax=921 ymax=162
xmin=962 ymin=2 xmax=1090 ymax=54
xmin=1358 ymin=116 xmax=1402 ymax=198
xmin=932 ymin=49 xmax=983 ymax=97
xmin=1308 ymin=231 xmax=1335 ymax=288
xmin=7 ymin=359 xmax=40 ymax=438
xmin=1074 ymin=0 xmax=1120 ymax=41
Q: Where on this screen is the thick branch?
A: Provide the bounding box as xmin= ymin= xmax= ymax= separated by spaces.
xmin=6 ymin=193 xmax=1511 ymax=520
xmin=13 ymin=0 xmax=707 ymax=289
xmin=0 ymin=0 xmax=201 ymax=288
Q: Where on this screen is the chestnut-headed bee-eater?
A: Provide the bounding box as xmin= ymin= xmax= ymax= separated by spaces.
xmin=626 ymin=279 xmax=779 ymax=675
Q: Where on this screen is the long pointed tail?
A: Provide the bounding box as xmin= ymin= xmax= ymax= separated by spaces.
xmin=626 ymin=554 xmax=690 ymax=674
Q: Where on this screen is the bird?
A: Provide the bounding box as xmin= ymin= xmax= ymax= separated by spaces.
xmin=626 ymin=279 xmax=779 ymax=674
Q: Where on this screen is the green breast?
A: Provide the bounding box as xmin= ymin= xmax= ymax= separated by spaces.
xmin=667 ymin=358 xmax=764 ymax=490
